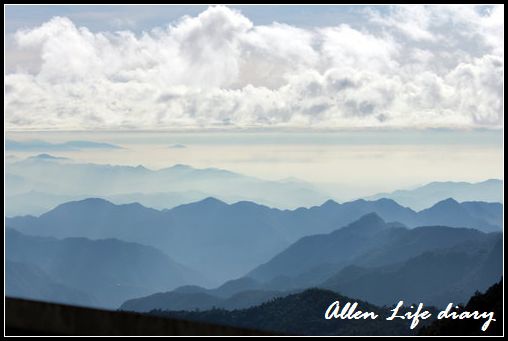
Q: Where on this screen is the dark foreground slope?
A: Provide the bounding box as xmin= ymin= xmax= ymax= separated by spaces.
xmin=148 ymin=282 xmax=503 ymax=336
xmin=6 ymin=282 xmax=501 ymax=335
xmin=5 ymin=297 xmax=272 ymax=336
xmin=419 ymin=280 xmax=503 ymax=336
xmin=149 ymin=288 xmax=428 ymax=336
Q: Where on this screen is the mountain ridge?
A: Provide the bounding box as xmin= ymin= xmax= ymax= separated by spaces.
xmin=366 ymin=179 xmax=502 ymax=210
xmin=7 ymin=195 xmax=502 ymax=283
xmin=5 ymin=228 xmax=208 ymax=309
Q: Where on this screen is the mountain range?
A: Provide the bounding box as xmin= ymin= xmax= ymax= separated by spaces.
xmin=5 ymin=155 xmax=329 ymax=215
xmin=120 ymin=276 xmax=302 ymax=313
xmin=248 ymin=213 xmax=501 ymax=286
xmin=121 ymin=213 xmax=501 ymax=312
xmin=366 ymin=179 xmax=503 ymax=210
xmin=321 ymin=235 xmax=502 ymax=307
xmin=6 ymin=155 xmax=502 ymax=217
xmin=5 ymin=228 xmax=207 ymax=308
xmin=7 ymin=196 xmax=502 ymax=284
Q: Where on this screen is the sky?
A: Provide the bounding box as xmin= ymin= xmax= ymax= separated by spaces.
xmin=5 ymin=5 xmax=379 ymax=33
xmin=5 ymin=4 xmax=504 ymax=131
xmin=4 ymin=5 xmax=504 ymax=195
xmin=5 ymin=129 xmax=503 ymax=198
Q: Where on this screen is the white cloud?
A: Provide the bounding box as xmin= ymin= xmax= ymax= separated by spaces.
xmin=367 ymin=5 xmax=439 ymax=42
xmin=4 ymin=5 xmax=504 ymax=130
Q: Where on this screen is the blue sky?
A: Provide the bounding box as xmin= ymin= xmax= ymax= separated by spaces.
xmin=5 ymin=5 xmax=377 ymax=33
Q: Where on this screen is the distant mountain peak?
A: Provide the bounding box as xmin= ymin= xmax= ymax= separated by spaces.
xmin=78 ymin=197 xmax=113 ymax=204
xmin=364 ymin=179 xmax=502 ymax=211
xmin=28 ymin=153 xmax=69 ymax=161
xmin=64 ymin=140 xmax=123 ymax=149
xmin=374 ymin=197 xmax=399 ymax=205
xmin=232 ymin=200 xmax=269 ymax=209
xmin=199 ymin=197 xmax=227 ymax=205
xmin=479 ymin=179 xmax=502 ymax=185
xmin=168 ymin=144 xmax=187 ymax=149
xmin=156 ymin=163 xmax=194 ymax=173
xmin=55 ymin=197 xmax=115 ymax=210
xmin=172 ymin=163 xmax=192 ymax=169
xmin=322 ymin=199 xmax=339 ymax=207
xmin=341 ymin=212 xmax=386 ymax=233
xmin=432 ymin=197 xmax=460 ymax=207
xmin=170 ymin=197 xmax=227 ymax=210
xmin=355 ymin=212 xmax=385 ymax=224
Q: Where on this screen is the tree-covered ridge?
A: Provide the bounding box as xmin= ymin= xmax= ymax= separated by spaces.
xmin=148 ymin=288 xmax=437 ymax=336
xmin=149 ymin=280 xmax=503 ymax=336
xmin=419 ymin=280 xmax=503 ymax=336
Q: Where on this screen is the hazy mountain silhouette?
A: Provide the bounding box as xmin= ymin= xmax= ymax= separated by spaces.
xmin=445 ymin=200 xmax=502 ymax=228
xmin=417 ymin=198 xmax=501 ymax=232
xmin=366 ymin=179 xmax=502 ymax=210
xmin=146 ymin=276 xmax=264 ymax=299
xmin=119 ymin=276 xmax=300 ymax=312
xmin=7 ymin=196 xmax=502 ymax=283
xmin=6 ymin=190 xmax=212 ymax=217
xmin=5 ymin=228 xmax=207 ymax=309
xmin=321 ymin=233 xmax=501 ymax=307
xmin=120 ymin=288 xmax=289 ymax=313
xmin=6 ymin=156 xmax=329 ymax=212
xmin=28 ymin=153 xmax=70 ymax=161
xmin=6 ymin=260 xmax=94 ymax=307
xmin=119 ymin=213 xmax=501 ymax=313
xmin=248 ymin=213 xmax=499 ymax=284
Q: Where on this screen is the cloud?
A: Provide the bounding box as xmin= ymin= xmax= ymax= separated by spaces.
xmin=4 ymin=5 xmax=504 ymax=130
xmin=6 ymin=139 xmax=123 ymax=151
xmin=367 ymin=5 xmax=440 ymax=42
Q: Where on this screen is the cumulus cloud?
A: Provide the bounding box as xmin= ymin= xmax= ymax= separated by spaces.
xmin=4 ymin=5 xmax=504 ymax=130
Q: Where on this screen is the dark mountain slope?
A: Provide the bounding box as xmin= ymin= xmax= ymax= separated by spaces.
xmin=419 ymin=280 xmax=503 ymax=336
xmin=149 ymin=288 xmax=426 ymax=336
